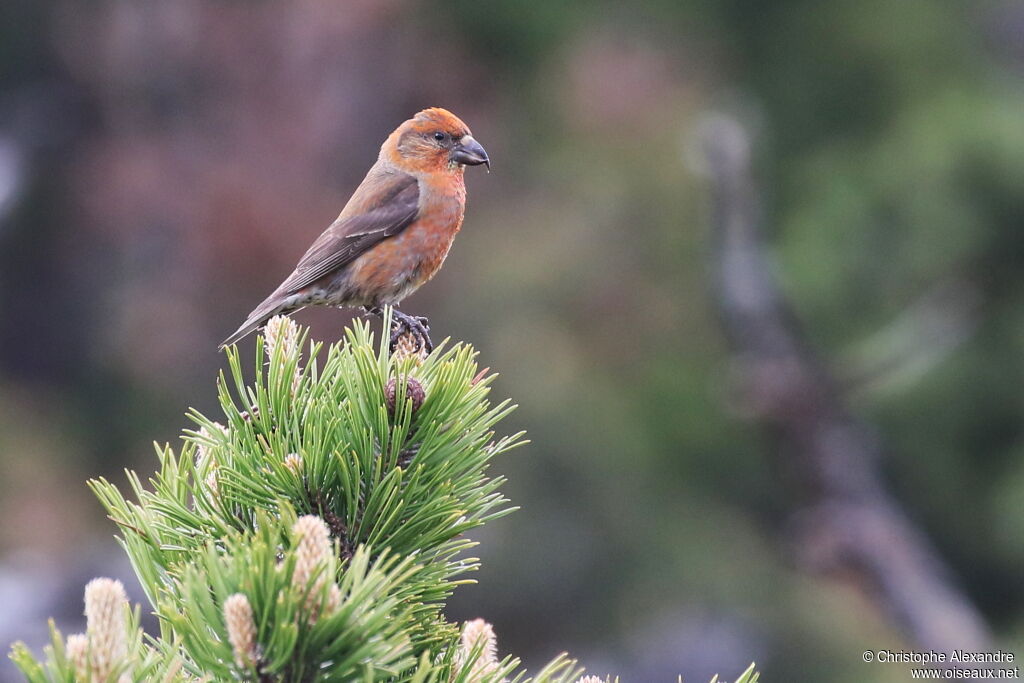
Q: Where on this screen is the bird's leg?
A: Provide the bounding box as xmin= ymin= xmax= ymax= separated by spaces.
xmin=363 ymin=306 xmax=433 ymax=354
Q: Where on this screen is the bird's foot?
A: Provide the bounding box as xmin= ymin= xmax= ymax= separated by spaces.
xmin=364 ymin=307 xmax=432 ymax=355
xmin=390 ymin=310 xmax=432 ymax=355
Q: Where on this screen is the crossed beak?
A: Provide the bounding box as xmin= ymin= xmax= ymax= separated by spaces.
xmin=452 ymin=136 xmax=490 ymax=170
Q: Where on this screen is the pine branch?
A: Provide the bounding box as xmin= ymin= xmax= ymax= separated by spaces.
xmin=10 ymin=313 xmax=758 ymax=682
xmin=700 ymin=114 xmax=991 ymax=656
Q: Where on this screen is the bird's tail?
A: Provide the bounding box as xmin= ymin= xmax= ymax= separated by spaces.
xmin=219 ymin=297 xmax=289 ymax=349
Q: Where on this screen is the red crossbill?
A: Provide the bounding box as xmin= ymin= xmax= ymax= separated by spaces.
xmin=221 ymin=107 xmax=489 ymax=352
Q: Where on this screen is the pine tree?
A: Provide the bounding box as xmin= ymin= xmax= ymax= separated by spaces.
xmin=9 ymin=312 xmax=758 ymax=683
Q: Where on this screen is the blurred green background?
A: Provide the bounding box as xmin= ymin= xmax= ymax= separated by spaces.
xmin=2 ymin=0 xmax=1023 ymax=680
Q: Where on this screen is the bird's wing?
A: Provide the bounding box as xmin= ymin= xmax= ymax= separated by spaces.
xmin=219 ymin=169 xmax=420 ymax=349
xmin=278 ymin=171 xmax=420 ymax=294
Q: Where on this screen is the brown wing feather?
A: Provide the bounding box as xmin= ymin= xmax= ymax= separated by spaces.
xmin=220 ymin=170 xmax=419 ymax=347
xmin=279 ymin=172 xmax=419 ymax=293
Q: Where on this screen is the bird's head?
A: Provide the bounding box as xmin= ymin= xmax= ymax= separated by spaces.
xmin=383 ymin=108 xmax=490 ymax=174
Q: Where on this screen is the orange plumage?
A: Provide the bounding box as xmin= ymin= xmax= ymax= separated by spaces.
xmin=221 ymin=108 xmax=489 ymax=351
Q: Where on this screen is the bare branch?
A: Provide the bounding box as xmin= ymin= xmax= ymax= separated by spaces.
xmin=698 ymin=114 xmax=990 ymax=655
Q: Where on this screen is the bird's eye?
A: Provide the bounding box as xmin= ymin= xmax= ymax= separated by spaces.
xmin=433 ymin=132 xmax=446 ymax=142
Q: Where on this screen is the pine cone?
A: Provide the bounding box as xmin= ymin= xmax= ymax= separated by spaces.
xmin=385 ymin=376 xmax=426 ymax=415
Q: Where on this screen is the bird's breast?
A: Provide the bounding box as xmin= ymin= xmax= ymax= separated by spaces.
xmin=344 ymin=175 xmax=467 ymax=304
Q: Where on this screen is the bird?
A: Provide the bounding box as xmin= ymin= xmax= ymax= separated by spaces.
xmin=220 ymin=107 xmax=489 ymax=352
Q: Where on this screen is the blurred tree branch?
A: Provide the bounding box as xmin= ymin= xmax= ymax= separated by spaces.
xmin=698 ymin=115 xmax=991 ymax=655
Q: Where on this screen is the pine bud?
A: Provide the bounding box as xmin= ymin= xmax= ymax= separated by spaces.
xmin=325 ymin=583 xmax=342 ymax=615
xmin=64 ymin=633 xmax=89 ymax=681
xmin=576 ymin=677 xmax=606 ymax=683
xmin=291 ymin=515 xmax=333 ymax=620
xmin=194 ymin=422 xmax=228 ymax=465
xmin=223 ymin=593 xmax=259 ymax=670
xmin=454 ymin=618 xmax=501 ymax=681
xmin=264 ymin=315 xmax=300 ymax=361
xmin=284 ymin=453 xmax=303 ymax=474
xmin=265 ymin=315 xmax=303 ymax=396
xmin=83 ymin=578 xmax=128 ymax=681
xmin=392 ymin=330 xmax=429 ymax=364
xmin=205 ymin=468 xmax=219 ymax=498
xmin=384 ymin=376 xmax=425 ymax=415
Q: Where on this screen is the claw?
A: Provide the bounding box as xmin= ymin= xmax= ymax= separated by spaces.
xmin=363 ymin=307 xmax=433 ymax=355
xmin=388 ymin=310 xmax=433 ymax=355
